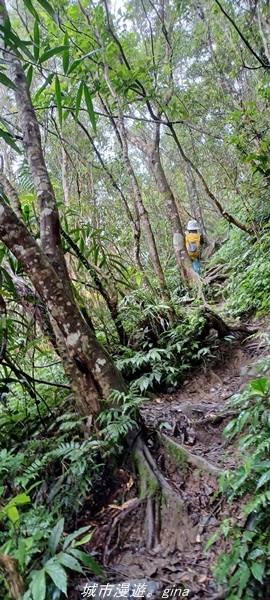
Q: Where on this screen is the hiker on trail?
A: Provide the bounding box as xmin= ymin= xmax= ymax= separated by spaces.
xmin=185 ymin=219 xmax=203 ymax=274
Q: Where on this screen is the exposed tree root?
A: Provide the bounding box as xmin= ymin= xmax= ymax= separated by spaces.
xmin=160 ymin=433 xmax=223 ymax=476
xmin=103 ymin=498 xmax=146 ymax=566
xmin=193 ymin=410 xmax=239 ymax=427
xmin=203 ymin=264 xmax=229 ymax=283
xmin=103 ymin=436 xmax=197 ymax=561
xmin=201 ymin=308 xmax=258 ymax=339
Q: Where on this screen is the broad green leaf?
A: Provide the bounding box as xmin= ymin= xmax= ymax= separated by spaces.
xmin=10 ymin=493 xmax=31 ymax=505
xmin=62 ymin=32 xmax=69 ymax=74
xmin=57 ymin=551 xmax=84 ymax=573
xmin=250 ymin=377 xmax=268 ymax=395
xmin=39 ymin=45 xmax=68 ymax=64
xmin=34 ymin=72 xmax=54 ymax=100
xmin=35 ymin=0 xmax=60 ymax=24
xmin=73 ymin=532 xmax=93 ymax=546
xmin=49 ymin=518 xmax=64 ymax=555
xmin=55 ymin=75 xmax=62 ymax=128
xmin=83 ymin=84 xmax=96 ymax=133
xmin=22 ymin=0 xmax=40 ymax=21
xmin=75 ymin=81 xmax=83 ymax=121
xmin=33 ymin=20 xmax=40 ymax=61
xmin=45 ymin=561 xmax=67 ymax=595
xmin=62 ymin=525 xmax=91 ymax=550
xmin=0 ymin=71 xmax=17 ymax=91
xmin=0 ymin=129 xmax=21 ymax=153
xmin=69 ymin=549 xmax=104 ymax=576
xmin=6 ymin=505 xmax=20 ymax=524
xmin=30 ymin=569 xmax=46 ymax=600
xmin=251 ymin=562 xmax=264 ymax=583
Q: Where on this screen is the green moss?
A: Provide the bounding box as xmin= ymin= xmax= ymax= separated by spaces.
xmin=133 ymin=451 xmax=160 ymax=497
xmin=161 ymin=435 xmax=189 ymax=474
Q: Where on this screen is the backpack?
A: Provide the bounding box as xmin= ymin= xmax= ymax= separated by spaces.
xmin=185 ymin=232 xmax=201 ymax=260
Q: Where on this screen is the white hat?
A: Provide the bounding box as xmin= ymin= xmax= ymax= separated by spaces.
xmin=187 ymin=219 xmax=199 ymax=230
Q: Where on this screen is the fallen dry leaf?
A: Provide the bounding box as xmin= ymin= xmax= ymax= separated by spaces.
xmin=108 ymin=498 xmax=139 ymax=511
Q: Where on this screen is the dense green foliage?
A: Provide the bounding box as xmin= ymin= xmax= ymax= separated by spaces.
xmin=208 ymin=376 xmax=270 ymax=599
xmin=0 ymin=0 xmax=269 ymax=597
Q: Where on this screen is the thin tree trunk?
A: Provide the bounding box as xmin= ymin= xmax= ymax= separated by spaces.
xmin=101 ymin=57 xmax=170 ymax=300
xmin=149 ymin=123 xmax=199 ymax=283
xmin=61 ymin=228 xmax=129 ymax=346
xmin=76 ymin=116 xmax=151 ymax=286
xmin=182 ymin=163 xmax=207 ymax=239
xmin=0 ymin=0 xmax=73 ymax=294
xmin=127 ymin=124 xmax=200 ymax=284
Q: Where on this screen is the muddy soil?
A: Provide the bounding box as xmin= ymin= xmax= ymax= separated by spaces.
xmin=73 ymin=323 xmax=270 ymax=600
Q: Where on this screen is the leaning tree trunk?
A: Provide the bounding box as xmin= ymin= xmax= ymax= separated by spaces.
xmin=126 ymin=123 xmax=200 ymax=285
xmin=0 ymin=197 xmax=127 ymax=416
xmin=182 ymin=162 xmax=207 ymax=239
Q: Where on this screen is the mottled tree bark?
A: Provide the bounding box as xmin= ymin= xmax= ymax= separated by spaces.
xmin=0 ymin=197 xmax=127 ymax=416
xmin=0 ymin=0 xmax=73 ymax=294
xmin=0 ymin=165 xmax=23 ymax=220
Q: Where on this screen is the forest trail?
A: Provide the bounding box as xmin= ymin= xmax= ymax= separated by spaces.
xmin=75 ymin=317 xmax=270 ymax=600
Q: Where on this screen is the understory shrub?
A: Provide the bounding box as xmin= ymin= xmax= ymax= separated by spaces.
xmin=210 ymin=228 xmax=270 ymax=316
xmin=116 ymin=309 xmax=212 ymax=392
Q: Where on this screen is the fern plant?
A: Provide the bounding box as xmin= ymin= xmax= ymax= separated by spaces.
xmin=97 ymin=383 xmax=146 ymax=444
xmin=208 ymin=376 xmax=270 ymax=599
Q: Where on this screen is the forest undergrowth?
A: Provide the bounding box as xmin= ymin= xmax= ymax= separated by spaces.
xmin=0 ymin=0 xmax=270 ymax=597
xmin=1 ymin=224 xmax=270 ymax=600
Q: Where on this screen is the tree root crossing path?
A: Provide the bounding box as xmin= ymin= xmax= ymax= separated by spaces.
xmin=75 ymin=318 xmax=270 ymax=600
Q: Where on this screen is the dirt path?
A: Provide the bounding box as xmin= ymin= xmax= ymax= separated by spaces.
xmin=74 ymin=320 xmax=270 ymax=600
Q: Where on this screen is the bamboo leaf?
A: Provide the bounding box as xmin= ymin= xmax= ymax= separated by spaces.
xmin=67 ymin=49 xmax=102 ymax=75
xmin=0 ymin=129 xmax=21 ymax=153
xmin=26 ymin=64 xmax=33 ymax=87
xmin=55 ymin=75 xmax=62 ymax=129
xmin=33 ymin=20 xmax=40 ymax=61
xmin=39 ymin=45 xmax=68 ymax=64
xmin=75 ymin=81 xmax=83 ymax=121
xmin=0 ymin=71 xmax=17 ymax=91
xmin=83 ymin=83 xmax=96 ymax=133
xmin=0 ymin=25 xmax=35 ymax=61
xmin=62 ymin=32 xmax=69 ymax=74
xmin=22 ymin=0 xmax=40 ymax=21
xmin=34 ymin=72 xmax=54 ymax=100
xmin=35 ymin=0 xmax=60 ymax=24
